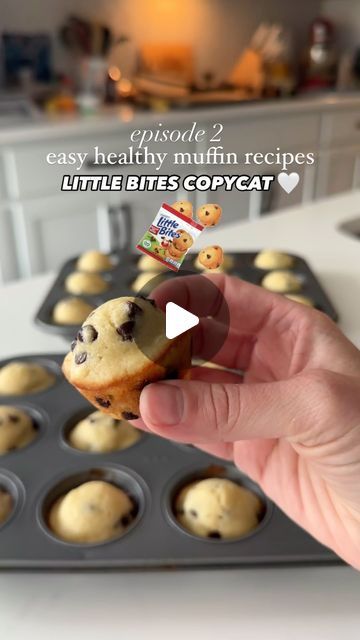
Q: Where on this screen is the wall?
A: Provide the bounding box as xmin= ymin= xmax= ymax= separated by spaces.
xmin=322 ymin=0 xmax=360 ymax=51
xmin=0 ymin=0 xmax=321 ymax=83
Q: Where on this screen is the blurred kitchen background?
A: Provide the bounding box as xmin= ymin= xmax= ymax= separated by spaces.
xmin=1 ymin=0 xmax=360 ymax=283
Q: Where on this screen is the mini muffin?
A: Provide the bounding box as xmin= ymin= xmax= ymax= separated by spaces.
xmin=197 ymin=246 xmax=224 ymax=270
xmin=53 ymin=297 xmax=95 ymax=325
xmin=254 ymin=250 xmax=294 ymax=270
xmin=196 ymin=204 xmax=222 ymax=227
xmin=285 ymin=293 xmax=314 ymax=307
xmin=262 ymin=270 xmax=302 ymax=294
xmin=171 ymin=201 xmax=193 ymax=218
xmin=65 ymin=271 xmax=109 ymax=296
xmin=77 ymin=250 xmax=114 ymax=273
xmin=0 ymin=405 xmax=37 ymax=454
xmin=48 ymin=480 xmax=135 ymax=544
xmin=0 ymin=362 xmax=55 ymax=395
xmin=172 ymin=230 xmax=193 ymax=252
xmin=0 ymin=489 xmax=13 ymax=525
xmin=138 ymin=254 xmax=168 ymax=273
xmin=194 ymin=253 xmax=234 ymax=273
xmin=69 ymin=411 xmax=140 ymax=453
xmin=63 ymin=296 xmax=191 ymax=419
xmin=131 ymin=272 xmax=165 ymax=293
xmin=175 ymin=478 xmax=262 ymax=539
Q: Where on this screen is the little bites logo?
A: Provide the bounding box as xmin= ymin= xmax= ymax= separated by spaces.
xmin=150 ymin=215 xmax=180 ymax=239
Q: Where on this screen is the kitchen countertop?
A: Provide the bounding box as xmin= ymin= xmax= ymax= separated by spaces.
xmin=0 ymin=190 xmax=360 ymax=638
xmin=1 ymin=92 xmax=360 ymax=145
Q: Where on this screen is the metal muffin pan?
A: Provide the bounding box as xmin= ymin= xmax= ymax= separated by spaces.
xmin=0 ymin=353 xmax=339 ymax=569
xmin=35 ymin=250 xmax=338 ymax=342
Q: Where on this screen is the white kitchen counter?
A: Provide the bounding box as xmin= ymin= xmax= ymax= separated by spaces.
xmin=0 ymin=191 xmax=360 ymax=638
xmin=1 ymin=92 xmax=360 ymax=145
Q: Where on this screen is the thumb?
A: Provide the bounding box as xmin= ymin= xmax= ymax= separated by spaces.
xmin=139 ymin=370 xmax=354 ymax=444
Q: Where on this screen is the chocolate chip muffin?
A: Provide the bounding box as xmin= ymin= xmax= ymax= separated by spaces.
xmin=175 ymin=478 xmax=262 ymax=539
xmin=68 ymin=411 xmax=140 ymax=453
xmin=194 ymin=254 xmax=234 ymax=273
xmin=254 ymin=250 xmax=294 ymax=270
xmin=131 ymin=272 xmax=165 ymax=293
xmin=0 ymin=405 xmax=37 ymax=454
xmin=77 ymin=250 xmax=114 ymax=273
xmin=53 ymin=297 xmax=95 ymax=325
xmin=48 ymin=480 xmax=135 ymax=544
xmin=137 ymin=254 xmax=168 ymax=273
xmin=0 ymin=362 xmax=55 ymax=395
xmin=0 ymin=489 xmax=13 ymax=525
xmin=261 ymin=270 xmax=302 ymax=294
xmin=65 ymin=271 xmax=109 ymax=296
xmin=62 ymin=296 xmax=191 ymax=419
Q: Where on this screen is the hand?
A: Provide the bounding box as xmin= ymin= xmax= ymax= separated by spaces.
xmin=136 ymin=274 xmax=360 ymax=569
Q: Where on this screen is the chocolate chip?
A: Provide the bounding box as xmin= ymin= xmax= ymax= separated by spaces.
xmin=87 ymin=503 xmax=99 ymax=512
xmin=206 ymin=254 xmax=211 ymax=260
xmin=205 ymin=211 xmax=210 ymax=216
xmin=180 ymin=207 xmax=184 ymax=213
xmin=120 ymin=514 xmax=131 ymax=527
xmin=126 ymin=301 xmax=143 ymax=319
xmin=167 ymin=369 xmax=179 ymax=380
xmin=95 ymin=397 xmax=111 ymax=408
xmin=75 ymin=352 xmax=87 ymax=365
xmin=78 ymin=324 xmax=98 ymax=344
xmin=190 ymin=509 xmax=198 ymax=518
xmin=208 ymin=531 xmax=222 ymax=539
xmin=117 ymin=320 xmax=135 ymax=341
xmin=122 ymin=411 xmax=138 ymax=420
xmin=8 ymin=414 xmax=20 ymax=423
xmin=71 ymin=340 xmax=77 ymax=352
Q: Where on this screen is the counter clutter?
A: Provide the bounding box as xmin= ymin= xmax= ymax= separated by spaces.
xmin=0 ymin=192 xmax=360 ymax=637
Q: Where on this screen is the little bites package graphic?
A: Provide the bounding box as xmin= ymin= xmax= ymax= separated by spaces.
xmin=136 ymin=203 xmax=204 ymax=271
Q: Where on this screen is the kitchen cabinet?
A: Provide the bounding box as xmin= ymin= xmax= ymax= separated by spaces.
xmin=316 ymin=148 xmax=360 ymax=198
xmin=7 ymin=188 xmax=194 ymax=277
xmin=0 ymin=204 xmax=18 ymax=282
xmin=1 ymin=97 xmax=360 ymax=281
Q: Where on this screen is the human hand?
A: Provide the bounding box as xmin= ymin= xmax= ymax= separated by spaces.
xmin=136 ymin=274 xmax=360 ymax=569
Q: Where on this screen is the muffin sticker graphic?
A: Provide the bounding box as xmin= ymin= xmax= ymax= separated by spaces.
xmin=136 ymin=203 xmax=204 ymax=272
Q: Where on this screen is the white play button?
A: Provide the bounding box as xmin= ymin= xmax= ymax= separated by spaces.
xmin=165 ymin=302 xmax=199 ymax=339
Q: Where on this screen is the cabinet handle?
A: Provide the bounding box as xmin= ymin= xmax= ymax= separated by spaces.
xmin=107 ymin=203 xmax=133 ymax=251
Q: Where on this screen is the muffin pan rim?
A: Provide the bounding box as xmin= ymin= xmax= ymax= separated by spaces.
xmin=0 ymin=355 xmax=62 ymax=397
xmin=60 ymin=406 xmax=145 ymax=456
xmin=36 ymin=463 xmax=150 ymax=549
xmin=0 ymin=468 xmax=26 ymax=532
xmin=0 ymin=401 xmax=49 ymax=458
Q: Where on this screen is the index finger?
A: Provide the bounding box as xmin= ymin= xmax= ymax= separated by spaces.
xmin=151 ymin=273 xmax=279 ymax=333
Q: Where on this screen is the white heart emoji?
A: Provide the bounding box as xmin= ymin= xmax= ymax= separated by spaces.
xmin=277 ymin=172 xmax=300 ymax=194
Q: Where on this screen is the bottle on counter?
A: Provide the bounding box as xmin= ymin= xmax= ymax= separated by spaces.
xmin=300 ymin=17 xmax=338 ymax=92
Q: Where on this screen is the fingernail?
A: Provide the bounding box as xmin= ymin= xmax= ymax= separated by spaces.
xmin=143 ymin=383 xmax=183 ymax=426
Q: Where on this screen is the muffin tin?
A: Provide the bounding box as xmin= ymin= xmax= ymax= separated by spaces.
xmin=34 ymin=250 xmax=338 ymax=341
xmin=0 ymin=353 xmax=339 ymax=568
